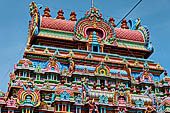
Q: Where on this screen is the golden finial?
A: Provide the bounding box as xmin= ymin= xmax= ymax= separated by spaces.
xmin=156 ymin=63 xmax=161 ymax=69
xmin=92 ymin=0 xmax=94 ymax=8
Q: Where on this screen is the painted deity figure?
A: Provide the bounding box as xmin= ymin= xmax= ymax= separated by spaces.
xmin=51 ymin=93 xmax=56 ymax=102
xmin=88 ymin=100 xmax=99 ymax=113
xmin=7 ymin=96 xmax=16 ymax=107
xmin=143 ymin=62 xmax=150 ymax=77
xmin=118 ymin=108 xmax=125 ymax=113
xmin=40 ymin=99 xmax=48 ymax=109
xmin=82 ymin=78 xmax=89 ymax=103
xmin=69 ymin=58 xmax=75 ymax=73
xmin=24 ymin=95 xmax=33 ymax=105
xmin=49 ymin=55 xmax=57 ymax=67
xmin=144 ymin=86 xmax=151 ymax=96
xmin=143 ymin=86 xmax=157 ymax=107
xmin=118 ymin=96 xmax=126 ymax=106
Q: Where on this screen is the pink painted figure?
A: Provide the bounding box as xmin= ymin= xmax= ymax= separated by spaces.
xmin=7 ymin=96 xmax=16 ymax=107
xmin=118 ymin=96 xmax=126 ymax=106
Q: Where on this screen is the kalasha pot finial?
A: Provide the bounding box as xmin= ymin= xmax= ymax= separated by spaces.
xmin=70 ymin=11 xmax=77 ymax=21
xmin=56 ymin=9 xmax=65 ymax=20
xmin=109 ymin=17 xmax=116 ymax=27
xmin=121 ymin=19 xmax=129 ymax=29
xmin=42 ymin=7 xmax=51 ymax=17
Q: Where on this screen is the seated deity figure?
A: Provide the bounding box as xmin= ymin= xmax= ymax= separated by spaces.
xmin=24 ymin=95 xmax=33 ymax=105
xmin=118 ymin=96 xmax=126 ymax=106
xmin=88 ymin=99 xmax=99 ymax=113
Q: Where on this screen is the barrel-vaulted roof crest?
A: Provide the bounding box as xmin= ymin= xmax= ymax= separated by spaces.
xmin=74 ymin=8 xmax=116 ymax=45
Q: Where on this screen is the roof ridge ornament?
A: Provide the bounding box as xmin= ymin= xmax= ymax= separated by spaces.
xmin=70 ymin=11 xmax=77 ymax=21
xmin=29 ymin=1 xmax=41 ymax=36
xmin=74 ymin=8 xmax=116 ymax=45
xmin=56 ymin=9 xmax=65 ymax=20
xmin=89 ymin=8 xmax=101 ymax=22
xmin=42 ymin=7 xmax=51 ymax=17
xmin=109 ymin=17 xmax=116 ymax=27
xmin=121 ymin=19 xmax=129 ymax=29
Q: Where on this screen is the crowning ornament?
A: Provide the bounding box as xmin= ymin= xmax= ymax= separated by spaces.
xmin=74 ymin=8 xmax=116 ymax=45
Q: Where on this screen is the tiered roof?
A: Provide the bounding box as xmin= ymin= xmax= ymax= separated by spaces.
xmin=0 ymin=1 xmax=169 ymax=113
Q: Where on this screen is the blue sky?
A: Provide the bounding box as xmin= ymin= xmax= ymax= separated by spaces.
xmin=0 ymin=0 xmax=169 ymax=92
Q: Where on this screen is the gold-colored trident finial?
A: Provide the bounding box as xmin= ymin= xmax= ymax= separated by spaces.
xmin=92 ymin=0 xmax=94 ymax=8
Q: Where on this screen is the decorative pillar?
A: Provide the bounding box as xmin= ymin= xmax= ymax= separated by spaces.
xmin=105 ymin=80 xmax=107 ymax=85
xmin=58 ymin=104 xmax=60 ymax=111
xmin=25 ymin=72 xmax=28 ymax=77
xmin=75 ymin=77 xmax=77 ymax=82
xmin=98 ymin=79 xmax=100 ymax=84
xmin=51 ymin=75 xmax=52 ymax=80
xmin=126 ymin=83 xmax=128 ymax=88
xmin=87 ymin=44 xmax=89 ymax=51
xmin=97 ymin=46 xmax=99 ymax=52
xmin=66 ymin=78 xmax=68 ymax=83
xmin=12 ymin=110 xmax=15 ymax=113
xmin=47 ymin=75 xmax=49 ymax=80
xmin=22 ymin=109 xmax=24 ymax=113
xmin=36 ymin=74 xmax=37 ymax=80
xmin=54 ymin=105 xmax=57 ymax=112
xmin=28 ymin=72 xmax=30 ymax=78
xmin=0 ymin=107 xmax=1 ymax=113
xmin=68 ymin=104 xmax=70 ymax=112
xmin=101 ymin=44 xmax=104 ymax=53
xmin=65 ymin=104 xmax=67 ymax=111
xmin=142 ymin=86 xmax=143 ymax=91
xmin=8 ymin=109 xmax=14 ymax=113
xmin=53 ymin=75 xmax=55 ymax=80
xmin=19 ymin=72 xmax=21 ymax=76
xmin=56 ymin=76 xmax=58 ymax=81
xmin=26 ymin=108 xmax=31 ymax=113
xmin=76 ymin=107 xmax=81 ymax=113
xmin=39 ymin=75 xmax=40 ymax=80
xmin=62 ymin=104 xmax=64 ymax=111
xmin=101 ymin=107 xmax=106 ymax=113
xmin=23 ymin=71 xmax=25 ymax=77
xmin=78 ymin=45 xmax=80 ymax=50
xmin=97 ymin=79 xmax=99 ymax=84
xmin=137 ymin=111 xmax=142 ymax=113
